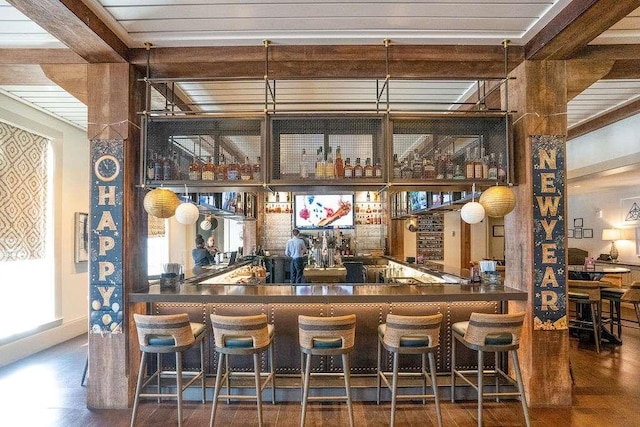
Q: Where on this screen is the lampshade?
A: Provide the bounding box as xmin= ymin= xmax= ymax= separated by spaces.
xmin=460 ymin=201 xmax=486 ymax=224
xmin=405 ymin=218 xmax=418 ymax=232
xmin=143 ymin=188 xmax=180 ymax=218
xmin=602 ymin=228 xmax=621 ymax=241
xmin=479 ymin=185 xmax=516 ymax=217
xmin=200 ymin=218 xmax=212 ymax=230
xmin=175 ymin=202 xmax=200 ymax=224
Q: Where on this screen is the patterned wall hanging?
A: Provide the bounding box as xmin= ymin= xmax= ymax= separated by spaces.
xmin=0 ymin=121 xmax=49 ymax=261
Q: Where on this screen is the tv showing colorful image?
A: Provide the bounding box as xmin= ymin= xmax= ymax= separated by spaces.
xmin=294 ymin=194 xmax=354 ymax=229
xmin=409 ymin=191 xmax=428 ymax=212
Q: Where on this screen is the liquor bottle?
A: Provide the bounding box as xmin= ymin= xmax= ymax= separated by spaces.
xmin=353 ymin=157 xmax=364 ymax=178
xmin=189 ymin=156 xmax=202 ymax=180
xmin=162 ymin=156 xmax=172 ymax=180
xmin=422 ymin=157 xmax=436 ymax=179
xmin=498 ymin=153 xmax=507 ymax=183
xmin=473 ymin=148 xmax=483 ymax=179
xmin=253 ymin=156 xmax=261 ymax=180
xmin=435 ymin=149 xmax=445 ymax=179
xmin=215 ymin=154 xmax=226 ymax=181
xmin=401 ymin=159 xmax=412 ymax=179
xmin=374 ymin=158 xmax=383 ymax=178
xmin=393 ymin=153 xmax=402 ymax=178
xmin=315 ymin=147 xmax=325 ymax=179
xmin=171 ymin=151 xmax=181 ymax=180
xmin=147 ymin=153 xmax=156 ymax=180
xmin=334 ymin=145 xmax=345 ymax=178
xmin=487 ymin=153 xmax=498 ymax=180
xmin=325 ymin=146 xmax=335 ymax=179
xmin=445 ymin=151 xmax=454 ymax=180
xmin=364 ymin=157 xmax=374 ymax=177
xmin=153 ymin=153 xmax=163 ymax=180
xmin=465 ymin=147 xmax=474 ymax=179
xmin=240 ymin=156 xmax=252 ymax=180
xmin=453 ymin=164 xmax=465 ymax=180
xmin=412 ymin=149 xmax=422 ymax=178
xmin=202 ymin=156 xmax=215 ymax=180
xmin=275 ymin=191 xmax=280 ymax=203
xmin=227 ymin=157 xmax=240 ymax=180
xmin=300 ymin=149 xmax=309 ymax=178
xmin=344 ymin=157 xmax=353 ymax=178
xmin=366 ymin=191 xmax=371 ymax=202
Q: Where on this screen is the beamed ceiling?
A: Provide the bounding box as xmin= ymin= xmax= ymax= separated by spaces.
xmin=2 ymin=0 xmax=640 ymax=141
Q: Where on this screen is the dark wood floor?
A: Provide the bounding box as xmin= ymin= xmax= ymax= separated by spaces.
xmin=1 ymin=318 xmax=638 ymax=426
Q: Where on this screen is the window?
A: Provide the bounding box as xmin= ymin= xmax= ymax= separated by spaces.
xmin=0 ymin=122 xmax=53 ymax=340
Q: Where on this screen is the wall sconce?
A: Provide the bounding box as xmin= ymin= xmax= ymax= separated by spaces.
xmin=602 ymin=228 xmax=621 ymax=262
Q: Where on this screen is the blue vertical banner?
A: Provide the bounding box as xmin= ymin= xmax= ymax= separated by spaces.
xmin=89 ymin=140 xmax=124 ymax=334
xmin=532 ymin=135 xmax=567 ymax=330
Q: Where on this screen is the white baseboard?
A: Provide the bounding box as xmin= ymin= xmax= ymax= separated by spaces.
xmin=0 ymin=317 xmax=88 ymax=368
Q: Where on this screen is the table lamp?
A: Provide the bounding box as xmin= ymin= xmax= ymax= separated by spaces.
xmin=602 ymin=228 xmax=621 ymax=262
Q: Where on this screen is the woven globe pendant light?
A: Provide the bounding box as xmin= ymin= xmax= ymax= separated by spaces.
xmin=175 ymin=202 xmax=200 ymax=224
xmin=479 ymin=185 xmax=516 ymax=218
xmin=143 ymin=188 xmax=180 ymax=218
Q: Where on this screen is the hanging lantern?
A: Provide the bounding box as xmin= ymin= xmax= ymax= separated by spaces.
xmin=479 ymin=185 xmax=516 ymax=217
xmin=461 ymin=202 xmax=485 ymax=224
xmin=200 ymin=217 xmax=212 ymax=230
xmin=175 ymin=202 xmax=200 ymax=225
xmin=405 ymin=218 xmax=418 ymax=232
xmin=143 ymin=188 xmax=180 ymax=218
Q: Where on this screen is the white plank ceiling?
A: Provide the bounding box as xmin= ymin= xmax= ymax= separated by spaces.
xmin=1 ymin=0 xmax=640 ymax=135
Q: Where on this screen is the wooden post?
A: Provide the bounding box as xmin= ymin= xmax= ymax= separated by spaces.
xmin=505 ymin=60 xmax=572 ymax=406
xmin=86 ymin=63 xmax=147 ymax=409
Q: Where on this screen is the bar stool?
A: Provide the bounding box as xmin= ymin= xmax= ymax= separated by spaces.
xmin=621 ymin=281 xmax=640 ymax=327
xmin=298 ymin=314 xmax=356 ymax=427
xmin=376 ymin=313 xmax=443 ymax=427
xmin=131 ymin=313 xmax=206 ymax=427
xmin=451 ymin=312 xmax=530 ymax=427
xmin=568 ymin=279 xmax=603 ymax=353
xmin=209 ymin=314 xmax=275 ymax=427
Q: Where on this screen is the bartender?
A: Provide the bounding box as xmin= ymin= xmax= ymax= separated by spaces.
xmin=285 ymin=228 xmax=308 ymax=283
xmin=192 ymin=234 xmax=216 ymax=266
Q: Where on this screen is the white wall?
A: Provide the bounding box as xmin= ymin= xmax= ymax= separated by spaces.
xmin=0 ymin=92 xmax=89 ymax=367
xmin=568 ymin=187 xmax=639 ymax=264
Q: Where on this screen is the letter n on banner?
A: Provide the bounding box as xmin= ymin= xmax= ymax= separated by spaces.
xmin=532 ymin=135 xmax=567 ymax=330
xmin=89 ymin=140 xmax=124 ymax=334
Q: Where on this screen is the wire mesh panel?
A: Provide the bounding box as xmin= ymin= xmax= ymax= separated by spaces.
xmin=145 ymin=117 xmax=264 ymax=183
xmin=270 ymin=117 xmax=385 ymax=182
xmin=391 ymin=116 xmax=510 ymax=184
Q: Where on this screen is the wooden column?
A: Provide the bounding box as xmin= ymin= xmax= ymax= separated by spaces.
xmin=86 ymin=63 xmax=146 ymax=409
xmin=505 ymin=60 xmax=572 ymax=406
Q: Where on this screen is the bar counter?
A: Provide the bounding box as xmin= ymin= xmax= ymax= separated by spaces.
xmin=131 ymin=259 xmax=527 ymax=395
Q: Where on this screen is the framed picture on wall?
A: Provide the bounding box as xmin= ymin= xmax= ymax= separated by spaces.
xmin=574 ymin=218 xmax=583 ymax=228
xmin=492 ymin=225 xmax=505 ymax=237
xmin=568 ymin=229 xmax=574 ymax=238
xmin=574 ymin=228 xmax=583 ymax=239
xmin=621 ymin=197 xmax=640 ymax=226
xmin=583 ymin=229 xmax=593 ymax=238
xmin=75 ymin=212 xmax=89 ymax=263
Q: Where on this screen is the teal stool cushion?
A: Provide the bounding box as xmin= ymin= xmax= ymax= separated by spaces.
xmin=378 ymin=324 xmax=430 ymax=347
xmin=223 ymin=324 xmax=274 ymax=348
xmin=148 ymin=322 xmax=206 ymax=346
xmin=452 ymin=321 xmax=513 ymax=346
xmin=312 ymin=337 xmax=343 ymax=348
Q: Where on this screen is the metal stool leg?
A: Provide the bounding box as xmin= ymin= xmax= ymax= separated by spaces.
xmin=390 ymin=352 xmax=399 ymax=427
xmin=477 ymin=350 xmax=484 ymax=427
xmin=376 ymin=339 xmax=382 ymax=404
xmin=451 ymin=336 xmax=456 ymax=403
xmin=300 ymin=352 xmax=312 ymax=427
xmin=176 ymin=352 xmax=184 ymax=427
xmin=428 ymin=352 xmax=442 ymax=427
xmin=342 ymin=353 xmax=354 ymax=427
xmin=130 ymin=352 xmax=147 ymax=427
xmin=209 ymin=353 xmax=225 ymax=427
xmin=81 ymin=355 xmax=88 ymax=387
xmin=511 ymin=350 xmax=531 ymax=427
xmin=253 ymin=353 xmax=263 ymax=426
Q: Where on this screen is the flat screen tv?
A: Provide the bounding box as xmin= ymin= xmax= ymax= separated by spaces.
xmin=294 ymin=194 xmax=354 ymax=229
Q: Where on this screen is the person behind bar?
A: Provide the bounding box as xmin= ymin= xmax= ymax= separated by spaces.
xmin=285 ymin=228 xmax=307 ymax=283
xmin=192 ymin=234 xmax=215 ymax=267
xmin=205 ymin=235 xmax=219 ymax=260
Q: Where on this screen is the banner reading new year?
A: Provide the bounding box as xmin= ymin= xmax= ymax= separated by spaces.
xmin=532 ymin=135 xmax=568 ymax=330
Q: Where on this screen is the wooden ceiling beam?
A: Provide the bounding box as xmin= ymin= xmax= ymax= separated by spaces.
xmin=0 ymin=48 xmax=86 ymax=64
xmin=41 ymin=64 xmax=88 ymax=105
xmin=566 ymin=60 xmax=615 ymax=101
xmin=525 ymin=0 xmax=640 ymax=60
xmin=129 ymin=45 xmax=524 ymax=79
xmin=6 ymin=0 xmax=127 ymax=63
xmin=0 ymin=65 xmax=52 ymax=85
xmin=568 ymin=97 xmax=640 ymax=139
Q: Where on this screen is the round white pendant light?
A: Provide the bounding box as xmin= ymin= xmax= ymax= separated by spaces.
xmin=175 ymin=202 xmax=199 ymax=224
xmin=461 ymin=201 xmax=486 ymax=224
xmin=200 ymin=217 xmax=212 ymax=230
